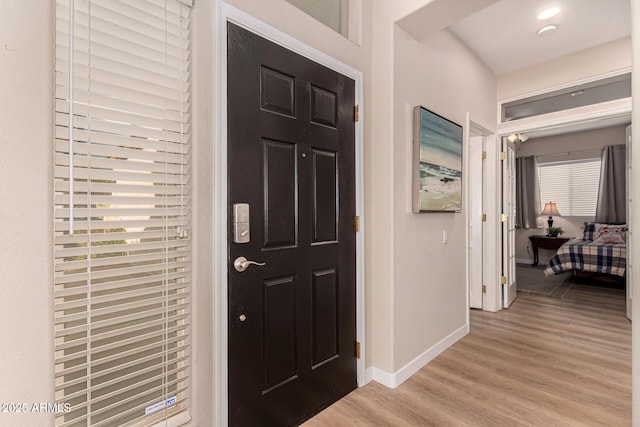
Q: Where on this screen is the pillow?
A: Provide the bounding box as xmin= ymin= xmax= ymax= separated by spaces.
xmin=583 ymin=222 xmax=627 ymax=241
xmin=594 ymin=225 xmax=626 ymax=244
xmin=583 ymin=222 xmax=596 ymax=241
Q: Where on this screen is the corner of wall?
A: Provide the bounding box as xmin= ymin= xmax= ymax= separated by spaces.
xmin=390 ymin=15 xmax=495 ymax=374
xmin=365 ymin=0 xmax=398 ymax=375
xmin=370 ymin=324 xmax=469 ymax=389
xmin=190 ymin=0 xmax=216 ymax=425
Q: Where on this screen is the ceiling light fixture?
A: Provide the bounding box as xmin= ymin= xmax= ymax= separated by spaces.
xmin=537 ymin=7 xmax=560 ymax=20
xmin=537 ymin=24 xmax=557 ymax=35
xmin=507 ymin=133 xmax=529 ymax=143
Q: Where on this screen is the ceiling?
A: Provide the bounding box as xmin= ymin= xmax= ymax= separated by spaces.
xmin=448 ymin=0 xmax=631 ymax=76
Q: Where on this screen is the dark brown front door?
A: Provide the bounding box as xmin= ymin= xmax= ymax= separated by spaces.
xmin=227 ymin=23 xmax=357 ymax=426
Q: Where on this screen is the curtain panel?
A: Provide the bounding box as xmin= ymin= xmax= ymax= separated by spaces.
xmin=595 ymin=144 xmax=626 ymax=223
xmin=515 ymin=155 xmax=540 ymax=228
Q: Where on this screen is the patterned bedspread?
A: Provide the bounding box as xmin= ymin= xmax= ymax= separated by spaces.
xmin=544 ymin=239 xmax=627 ymax=277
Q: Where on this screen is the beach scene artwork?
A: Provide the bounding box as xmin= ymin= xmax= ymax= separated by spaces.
xmin=413 ymin=107 xmax=463 ymax=212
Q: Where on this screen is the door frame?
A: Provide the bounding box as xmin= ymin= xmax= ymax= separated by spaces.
xmin=626 ymin=125 xmax=632 ymax=321
xmin=501 ymin=138 xmax=517 ymax=308
xmin=214 ymin=3 xmax=366 ymax=425
xmin=465 ymin=116 xmax=494 ymax=312
xmin=490 ymin=89 xmax=632 ymax=312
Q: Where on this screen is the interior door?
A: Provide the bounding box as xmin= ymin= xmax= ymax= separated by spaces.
xmin=626 ymin=124 xmax=632 ymax=321
xmin=502 ymin=139 xmax=517 ymax=308
xmin=469 ymin=135 xmax=483 ymax=309
xmin=227 ymin=23 xmax=357 ymax=426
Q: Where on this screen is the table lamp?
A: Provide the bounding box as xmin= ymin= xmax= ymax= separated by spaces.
xmin=541 ymin=202 xmax=560 ymax=229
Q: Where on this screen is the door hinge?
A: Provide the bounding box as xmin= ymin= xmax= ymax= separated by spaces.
xmin=482 ymin=213 xmax=487 ymax=222
xmin=354 ymin=105 xmax=360 ymax=122
xmin=482 ymin=284 xmax=487 ymax=293
xmin=500 ymin=151 xmax=507 ymax=161
xmin=353 ymin=215 xmax=360 ymax=232
xmin=482 ymin=151 xmax=487 ymax=160
xmin=501 ymin=276 xmax=507 ymax=285
xmin=355 ymin=341 xmax=361 ymax=359
xmin=500 ymin=213 xmax=507 ymax=222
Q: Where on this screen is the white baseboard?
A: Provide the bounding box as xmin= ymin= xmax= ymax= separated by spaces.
xmin=364 ymin=366 xmax=374 ymax=384
xmin=369 ymin=323 xmax=469 ymax=389
xmin=516 ymin=258 xmax=533 ymax=265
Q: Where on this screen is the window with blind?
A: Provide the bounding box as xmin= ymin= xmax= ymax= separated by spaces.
xmin=54 ymin=1 xmax=192 ymax=426
xmin=538 ymin=158 xmax=602 ymax=217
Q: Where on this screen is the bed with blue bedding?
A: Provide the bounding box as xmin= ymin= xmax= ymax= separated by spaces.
xmin=543 ymin=223 xmax=627 ymax=278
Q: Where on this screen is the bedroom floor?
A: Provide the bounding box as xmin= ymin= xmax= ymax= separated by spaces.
xmin=516 ymin=262 xmax=625 ymax=299
xmin=305 ymin=282 xmax=631 ymax=426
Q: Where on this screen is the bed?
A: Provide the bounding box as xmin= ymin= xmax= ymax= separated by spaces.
xmin=543 ymin=223 xmax=627 ymax=278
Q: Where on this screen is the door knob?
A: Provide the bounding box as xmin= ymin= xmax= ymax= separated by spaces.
xmin=234 ymin=256 xmax=266 ymax=272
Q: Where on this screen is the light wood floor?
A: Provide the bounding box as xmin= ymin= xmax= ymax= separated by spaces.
xmin=304 ymin=284 xmax=631 ymax=426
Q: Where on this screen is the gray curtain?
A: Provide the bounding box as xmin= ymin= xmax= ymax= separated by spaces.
xmin=595 ymin=144 xmax=626 ymax=223
xmin=515 ymin=156 xmax=540 ymax=228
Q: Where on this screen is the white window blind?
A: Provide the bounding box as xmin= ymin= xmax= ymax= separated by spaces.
xmin=54 ymin=1 xmax=192 ymax=426
xmin=538 ymin=159 xmax=602 ymax=217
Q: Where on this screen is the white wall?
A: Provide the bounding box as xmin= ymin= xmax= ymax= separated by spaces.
xmin=223 ymin=0 xmax=369 ymax=68
xmin=498 ymin=37 xmax=631 ymax=101
xmin=191 ymin=0 xmax=216 ymax=424
xmin=0 ymin=1 xmax=55 ymax=426
xmin=285 ymin=0 xmax=343 ymax=34
xmin=392 ymin=26 xmax=496 ymax=370
xmin=368 ymin=0 xmax=498 ymax=378
xmin=514 ymin=125 xmax=628 ymax=265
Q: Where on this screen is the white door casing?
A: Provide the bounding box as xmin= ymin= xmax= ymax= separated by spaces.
xmin=465 ymin=115 xmax=493 ymax=312
xmin=482 ymin=134 xmax=502 ymax=312
xmin=469 ymin=135 xmax=484 ymax=309
xmin=627 ymin=125 xmax=633 ymax=321
xmin=502 ymin=139 xmax=517 ymax=308
xmin=492 ymin=89 xmax=631 ymax=313
xmin=214 ymin=3 xmax=366 ymax=426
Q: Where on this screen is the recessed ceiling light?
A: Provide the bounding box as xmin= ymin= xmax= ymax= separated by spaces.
xmin=537 ymin=7 xmax=560 ymax=20
xmin=537 ymin=24 xmax=557 ymax=35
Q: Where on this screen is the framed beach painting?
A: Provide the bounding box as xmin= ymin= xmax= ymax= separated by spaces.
xmin=412 ymin=106 xmax=463 ymax=212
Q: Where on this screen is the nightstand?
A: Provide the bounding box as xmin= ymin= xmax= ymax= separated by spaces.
xmin=528 ymin=235 xmax=571 ymax=266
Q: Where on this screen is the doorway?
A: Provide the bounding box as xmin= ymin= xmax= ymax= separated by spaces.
xmin=498 ymin=115 xmax=631 ymax=313
xmin=214 ymin=7 xmax=366 ymax=426
xmin=226 ymin=22 xmax=357 ymax=425
xmin=501 ymin=137 xmax=517 ymax=308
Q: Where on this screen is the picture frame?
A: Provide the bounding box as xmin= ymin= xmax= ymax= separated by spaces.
xmin=412 ymin=106 xmax=463 ymax=213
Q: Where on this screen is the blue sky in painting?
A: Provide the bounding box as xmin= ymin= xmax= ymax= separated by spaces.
xmin=419 ymin=108 xmax=462 ymax=168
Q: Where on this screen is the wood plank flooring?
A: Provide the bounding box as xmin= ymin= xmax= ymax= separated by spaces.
xmin=304 ymin=284 xmax=631 ymax=426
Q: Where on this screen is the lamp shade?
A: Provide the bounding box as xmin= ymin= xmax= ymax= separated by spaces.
xmin=541 ymin=202 xmax=561 ymax=216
